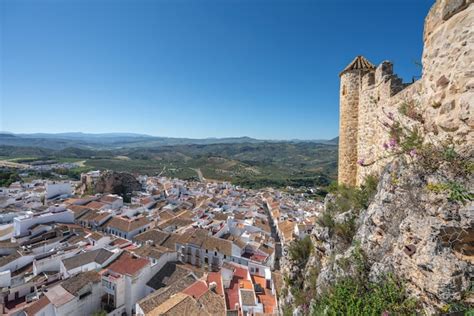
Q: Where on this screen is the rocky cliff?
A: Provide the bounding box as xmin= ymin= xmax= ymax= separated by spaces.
xmin=80 ymin=171 xmax=142 ymax=201
xmin=281 ymin=153 xmax=472 ymax=315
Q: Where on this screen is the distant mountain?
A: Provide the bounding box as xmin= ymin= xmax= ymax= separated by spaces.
xmin=0 ymin=133 xmax=17 ymax=138
xmin=17 ymin=132 xmax=154 ymax=139
xmin=0 ymin=132 xmax=338 ymax=150
xmin=327 ymin=136 xmax=339 ymax=145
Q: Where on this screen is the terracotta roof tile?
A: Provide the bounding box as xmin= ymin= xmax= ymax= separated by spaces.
xmin=107 ymin=252 xmax=149 ymax=276
xmin=182 ymin=280 xmax=208 ymax=300
xmin=23 ymin=295 xmax=50 ymax=316
xmin=104 ymin=216 xmax=150 ymax=232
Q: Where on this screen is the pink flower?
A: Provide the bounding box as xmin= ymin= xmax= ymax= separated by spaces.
xmin=382 ymin=312 xmax=390 ymax=316
xmin=357 ymin=159 xmax=365 ymax=166
xmin=383 ymin=142 xmax=389 ymax=150
xmin=409 ymin=149 xmax=417 ymax=157
xmin=389 ymin=138 xmax=397 ymax=148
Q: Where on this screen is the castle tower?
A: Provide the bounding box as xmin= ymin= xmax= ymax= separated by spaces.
xmin=338 ymin=56 xmax=375 ymax=186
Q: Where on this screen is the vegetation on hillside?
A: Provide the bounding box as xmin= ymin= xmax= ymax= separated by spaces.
xmin=317 ymin=175 xmax=378 ymax=244
xmin=0 ymin=142 xmax=337 ymax=190
xmin=312 ymin=274 xmax=418 ymax=315
xmin=0 ymin=169 xmax=21 ymax=187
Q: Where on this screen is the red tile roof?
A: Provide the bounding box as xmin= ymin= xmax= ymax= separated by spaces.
xmin=252 ymin=275 xmax=276 ymax=314
xmin=107 ymin=252 xmax=149 ymax=276
xmin=207 ymin=271 xmax=224 ymax=296
xmin=86 ymin=201 xmax=108 ymax=210
xmin=182 ymin=280 xmax=208 ymax=300
xmin=105 ymin=216 xmax=150 ymax=232
xmin=225 ymin=265 xmax=249 ymax=311
xmin=23 ymin=296 xmax=50 ymax=316
xmin=233 ymin=266 xmax=249 ymax=280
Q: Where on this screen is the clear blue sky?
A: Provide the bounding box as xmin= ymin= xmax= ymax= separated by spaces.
xmin=1 ymin=0 xmax=433 ymax=140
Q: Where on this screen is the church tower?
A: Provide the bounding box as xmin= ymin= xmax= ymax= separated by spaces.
xmin=338 ymin=56 xmax=375 ymax=186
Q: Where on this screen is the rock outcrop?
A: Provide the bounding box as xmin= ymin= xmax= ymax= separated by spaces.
xmin=80 ymin=171 xmax=142 ymax=201
xmin=281 ymin=157 xmax=473 ymax=314
xmin=357 ymin=161 xmax=472 ymax=311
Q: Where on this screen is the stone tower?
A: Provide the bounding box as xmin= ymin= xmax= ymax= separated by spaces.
xmin=338 ymin=56 xmax=375 ymax=186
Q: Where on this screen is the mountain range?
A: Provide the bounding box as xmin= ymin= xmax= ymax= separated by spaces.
xmin=0 ymin=132 xmax=338 ymax=150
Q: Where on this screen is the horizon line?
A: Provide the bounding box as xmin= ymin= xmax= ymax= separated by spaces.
xmin=0 ymin=131 xmax=339 ymax=142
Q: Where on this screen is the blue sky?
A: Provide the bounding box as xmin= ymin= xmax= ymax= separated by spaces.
xmin=1 ymin=0 xmax=433 ymax=140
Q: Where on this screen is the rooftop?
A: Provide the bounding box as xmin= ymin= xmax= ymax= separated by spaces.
xmin=61 ymin=270 xmax=101 ymax=296
xmin=107 ymin=251 xmax=149 ymax=276
xmin=62 ymin=248 xmax=114 ymax=270
xmin=339 ymin=55 xmax=375 ymax=76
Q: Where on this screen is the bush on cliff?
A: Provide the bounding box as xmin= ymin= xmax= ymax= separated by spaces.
xmin=311 ymin=274 xmax=418 ymax=316
xmin=317 ymin=175 xmax=378 ymax=243
xmin=288 ymin=235 xmax=313 ymax=266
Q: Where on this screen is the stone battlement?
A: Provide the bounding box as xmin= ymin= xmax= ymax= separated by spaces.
xmin=338 ymin=0 xmax=473 ymax=186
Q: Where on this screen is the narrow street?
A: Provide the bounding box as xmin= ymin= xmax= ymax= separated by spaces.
xmin=263 ymin=201 xmax=282 ymax=271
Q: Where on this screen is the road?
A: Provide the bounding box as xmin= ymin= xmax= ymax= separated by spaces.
xmin=191 ymin=168 xmax=205 ymax=182
xmin=263 ymin=201 xmax=282 ymax=271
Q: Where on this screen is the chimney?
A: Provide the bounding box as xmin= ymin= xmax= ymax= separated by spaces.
xmin=209 ymin=281 xmax=217 ymax=293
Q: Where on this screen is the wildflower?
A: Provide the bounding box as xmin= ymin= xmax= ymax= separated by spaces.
xmin=383 ymin=142 xmax=389 ymax=150
xmin=357 ymin=159 xmax=365 ymax=166
xmin=382 ymin=311 xmax=390 ymax=316
xmin=409 ymin=149 xmax=417 ymax=157
xmin=389 ymin=138 xmax=397 ymax=148
xmin=387 ymin=112 xmax=394 ymax=120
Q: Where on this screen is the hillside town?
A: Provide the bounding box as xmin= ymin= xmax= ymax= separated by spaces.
xmin=0 ymin=170 xmax=323 ymax=315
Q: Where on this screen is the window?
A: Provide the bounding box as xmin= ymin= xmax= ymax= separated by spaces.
xmin=79 ymin=291 xmax=92 ymax=300
xmin=342 ymin=85 xmax=346 ymax=96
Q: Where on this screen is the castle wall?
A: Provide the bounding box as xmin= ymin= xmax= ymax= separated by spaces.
xmin=340 ymin=0 xmax=473 ymax=186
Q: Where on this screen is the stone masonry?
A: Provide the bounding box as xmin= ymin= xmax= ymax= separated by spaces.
xmin=338 ymin=0 xmax=473 ymax=186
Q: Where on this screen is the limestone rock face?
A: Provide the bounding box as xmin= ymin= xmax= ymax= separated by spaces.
xmin=356 ymin=161 xmax=473 ymax=312
xmin=95 ymin=171 xmax=142 ymax=195
xmin=280 ymin=159 xmax=472 ymax=314
xmin=82 ymin=171 xmax=142 ymax=200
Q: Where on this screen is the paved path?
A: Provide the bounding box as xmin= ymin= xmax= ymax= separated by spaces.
xmin=191 ymin=168 xmax=205 ymax=182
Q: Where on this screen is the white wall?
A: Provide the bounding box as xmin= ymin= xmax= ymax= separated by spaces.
xmin=0 ymin=254 xmax=34 ymax=273
xmin=46 ymin=182 xmax=72 ymax=199
xmin=89 ymin=236 xmax=112 ymax=250
xmin=33 ymin=250 xmax=80 ymax=275
xmin=13 ymin=210 xmax=74 ymax=237
xmin=0 ymin=270 xmax=11 ymax=287
xmin=54 ymin=281 xmax=103 ymax=316
xmin=33 ymin=301 xmax=54 ymax=316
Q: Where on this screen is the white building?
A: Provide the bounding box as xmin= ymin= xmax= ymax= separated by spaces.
xmin=46 ymin=182 xmax=72 ymax=200
xmin=44 ymin=271 xmax=104 ymax=316
xmin=13 ymin=209 xmax=74 ymax=237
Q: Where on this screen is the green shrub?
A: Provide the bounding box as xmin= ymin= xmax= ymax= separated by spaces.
xmin=317 ymin=211 xmax=335 ymax=230
xmin=333 ymin=217 xmax=357 ymax=244
xmin=311 ymin=275 xmax=418 ymax=316
xmin=0 ymin=170 xmax=20 ymax=187
xmin=318 ymin=176 xmax=378 ymax=243
xmin=288 ymin=236 xmax=313 ymax=266
xmin=427 ymin=181 xmax=473 ymax=204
